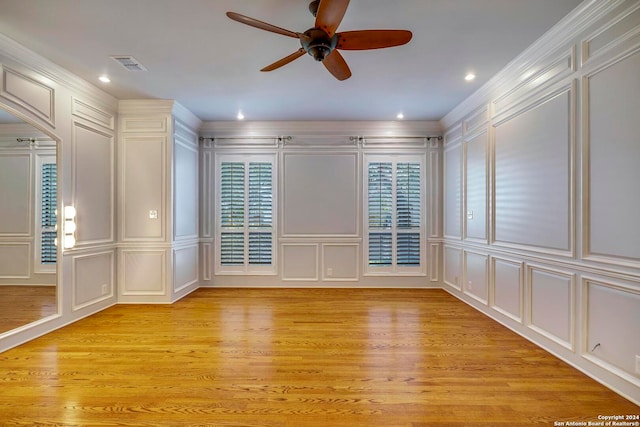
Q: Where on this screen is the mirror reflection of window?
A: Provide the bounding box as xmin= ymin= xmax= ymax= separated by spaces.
xmin=0 ymin=109 xmax=57 ymax=335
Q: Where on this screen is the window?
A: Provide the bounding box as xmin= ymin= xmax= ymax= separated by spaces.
xmin=216 ymin=155 xmax=275 ymax=274
xmin=365 ymin=155 xmax=424 ymax=274
xmin=35 ymin=154 xmax=57 ymax=273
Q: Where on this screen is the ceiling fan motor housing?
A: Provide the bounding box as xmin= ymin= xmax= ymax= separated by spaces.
xmin=301 ymin=28 xmax=338 ymax=61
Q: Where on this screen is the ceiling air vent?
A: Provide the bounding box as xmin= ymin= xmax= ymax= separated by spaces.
xmin=110 ymin=55 xmax=147 ymax=71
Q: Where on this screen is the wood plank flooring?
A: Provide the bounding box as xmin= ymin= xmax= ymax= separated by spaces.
xmin=0 ymin=286 xmax=56 ymax=334
xmin=0 ymin=288 xmax=637 ymax=426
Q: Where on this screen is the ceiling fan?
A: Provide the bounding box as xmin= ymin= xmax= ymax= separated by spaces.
xmin=226 ymin=0 xmax=412 ymax=81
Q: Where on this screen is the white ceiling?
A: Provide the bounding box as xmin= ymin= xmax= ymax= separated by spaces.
xmin=0 ymin=0 xmax=584 ymax=122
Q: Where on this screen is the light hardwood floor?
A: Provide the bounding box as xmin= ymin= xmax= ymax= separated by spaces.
xmin=0 ymin=288 xmax=637 ymax=426
xmin=0 ymin=285 xmax=56 ymax=334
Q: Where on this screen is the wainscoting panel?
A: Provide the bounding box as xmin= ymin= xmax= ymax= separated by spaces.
xmin=0 ymin=243 xmax=30 ymax=278
xmin=120 ymin=249 xmax=166 ymax=295
xmin=528 ymin=265 xmax=574 ymax=350
xmin=173 ymin=245 xmax=198 ymax=293
xmin=443 ymin=245 xmax=462 ymax=290
xmin=321 ymin=243 xmax=359 ymax=282
xmin=463 ymin=250 xmax=488 ymax=304
xmin=491 ymin=257 xmax=524 ymax=323
xmin=584 ymin=277 xmax=640 ymax=386
xmin=282 ymin=244 xmax=318 ymax=281
xmin=72 ymin=251 xmax=113 ymax=310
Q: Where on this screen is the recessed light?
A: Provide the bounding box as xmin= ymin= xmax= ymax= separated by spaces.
xmin=396 ymin=112 xmax=404 ymax=120
xmin=465 ymin=73 xmax=476 ymax=81
xmin=237 ymin=111 xmax=245 ymax=120
xmin=98 ymin=75 xmax=111 ymax=83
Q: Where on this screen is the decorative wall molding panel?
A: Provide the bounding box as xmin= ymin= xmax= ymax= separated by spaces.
xmin=71 ymin=97 xmax=114 ymax=131
xmin=0 ymin=152 xmax=31 ymax=236
xmin=0 ymin=243 xmax=30 ymax=278
xmin=583 ymin=276 xmax=640 ymax=388
xmin=441 ymin=0 xmax=640 ymax=405
xmin=72 ymin=250 xmax=114 ymax=311
xmin=120 ymin=249 xmax=166 ymax=296
xmin=527 ymin=265 xmax=575 ymax=351
xmin=120 ymin=136 xmax=167 ymax=242
xmin=492 ymin=84 xmax=574 ymax=256
xmin=581 ymin=1 xmax=640 ymax=67
xmin=282 ymin=244 xmax=319 ymax=281
xmin=321 ymin=243 xmax=359 ymax=282
xmin=490 ymin=257 xmax=524 ymax=323
xmin=463 ymin=250 xmax=489 ymax=304
xmin=443 ymin=144 xmax=462 ymax=239
xmin=463 ymin=129 xmax=488 ymax=243
xmin=282 ymin=152 xmax=359 ymax=238
xmin=173 ymin=244 xmax=199 ymax=294
xmin=0 ymin=65 xmax=54 ymax=127
xmin=583 ymin=48 xmax=640 ymax=267
xmin=72 ymin=121 xmax=114 ymax=246
xmin=443 ymin=245 xmax=462 ymax=290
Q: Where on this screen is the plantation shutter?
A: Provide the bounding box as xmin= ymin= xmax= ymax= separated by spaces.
xmin=220 ymin=162 xmax=245 ymax=266
xmin=40 ymin=162 xmax=57 ymax=264
xmin=218 ymin=157 xmax=275 ymax=272
xmin=368 ymin=162 xmax=393 ymax=265
xmin=248 ymin=162 xmax=272 ymax=265
xmin=366 ymin=156 xmax=423 ymax=273
xmin=396 ymin=162 xmax=420 ymax=265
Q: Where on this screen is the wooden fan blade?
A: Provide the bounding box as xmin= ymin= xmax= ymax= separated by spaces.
xmin=322 ymin=50 xmax=351 ymax=81
xmin=337 ymin=30 xmax=413 ymax=50
xmin=315 ymin=0 xmax=350 ymax=37
xmin=226 ymin=11 xmax=299 ymax=39
xmin=261 ymin=49 xmax=306 ymax=72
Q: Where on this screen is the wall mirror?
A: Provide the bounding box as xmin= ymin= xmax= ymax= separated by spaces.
xmin=0 ymin=106 xmax=58 ymax=335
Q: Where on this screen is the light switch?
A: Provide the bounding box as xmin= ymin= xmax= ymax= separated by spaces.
xmin=149 ymin=210 xmax=158 ymax=219
xmin=467 ymin=210 xmax=474 ymax=220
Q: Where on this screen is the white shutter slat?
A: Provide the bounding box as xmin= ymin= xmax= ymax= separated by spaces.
xmin=41 ymin=163 xmax=57 ymax=264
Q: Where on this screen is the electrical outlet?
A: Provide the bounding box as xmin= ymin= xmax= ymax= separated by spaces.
xmin=468 ymin=280 xmax=473 ymax=290
xmin=101 ymin=284 xmax=108 ymax=295
xmin=149 ymin=210 xmax=158 ymax=219
xmin=635 ymin=355 xmax=640 ymax=374
xmin=327 ymin=268 xmax=333 ymax=277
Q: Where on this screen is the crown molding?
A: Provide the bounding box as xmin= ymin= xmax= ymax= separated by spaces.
xmin=199 ymin=120 xmax=442 ymax=138
xmin=440 ymin=0 xmax=622 ymax=129
xmin=118 ymin=99 xmax=201 ymax=132
xmin=0 ymin=33 xmax=118 ymax=113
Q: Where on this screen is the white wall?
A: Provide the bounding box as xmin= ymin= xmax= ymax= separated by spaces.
xmin=199 ymin=121 xmax=442 ymax=288
xmin=0 ymin=34 xmax=118 ymax=352
xmin=440 ymin=0 xmax=640 ymax=405
xmin=117 ymin=100 xmax=201 ymax=303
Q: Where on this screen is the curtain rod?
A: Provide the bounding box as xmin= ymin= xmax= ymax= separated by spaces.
xmin=16 ymin=137 xmax=51 ymax=143
xmin=199 ymin=136 xmax=293 ymax=142
xmin=351 ymin=135 xmax=443 ymax=141
xmin=200 ymin=135 xmax=442 ymax=142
